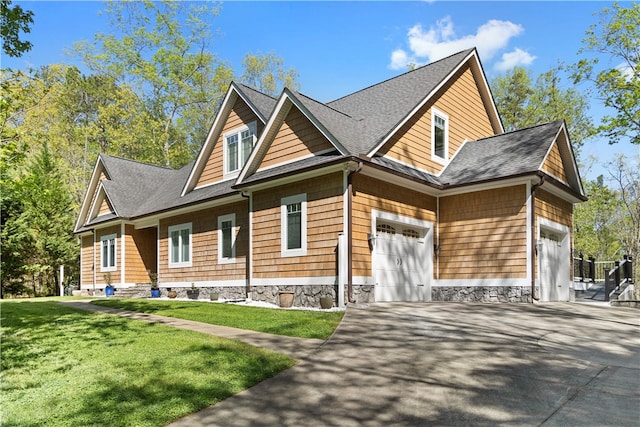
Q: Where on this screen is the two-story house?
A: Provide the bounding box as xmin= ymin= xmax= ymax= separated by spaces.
xmin=74 ymin=48 xmax=586 ymax=307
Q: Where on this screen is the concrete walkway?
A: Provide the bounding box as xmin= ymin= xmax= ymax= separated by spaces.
xmin=64 ymin=300 xmax=640 ymax=426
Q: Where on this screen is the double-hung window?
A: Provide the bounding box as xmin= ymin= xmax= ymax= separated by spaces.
xmin=168 ymin=223 xmax=192 ymax=268
xmin=281 ymin=194 xmax=307 ymax=257
xmin=432 ymin=108 xmax=448 ymax=162
xmin=224 ymin=122 xmax=257 ymax=176
xmin=218 ymin=213 xmax=236 ymax=263
xmin=100 ymin=234 xmax=117 ymax=272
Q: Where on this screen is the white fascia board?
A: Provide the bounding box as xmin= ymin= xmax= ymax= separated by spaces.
xmin=87 ymin=182 xmax=119 ymax=223
xmin=467 ymin=51 xmax=504 ymax=134
xmin=74 ymin=156 xmax=107 ymax=233
xmin=239 ymin=163 xmax=348 ymax=193
xmin=131 ymin=193 xmax=246 ymax=229
xmin=237 ymin=89 xmax=349 ymax=185
xmin=439 ymin=176 xmax=533 ymax=197
xmin=367 ymin=50 xmax=487 ymax=158
xmin=287 ymin=90 xmax=349 ymax=156
xmin=182 ymin=88 xmax=238 ymax=197
xmin=237 ymin=92 xmax=292 ymax=184
xmin=359 ymin=166 xmax=440 ymax=197
xmin=557 ymin=122 xmax=585 ymax=197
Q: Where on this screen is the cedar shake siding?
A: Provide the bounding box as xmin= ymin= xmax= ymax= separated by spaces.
xmin=260 ymin=105 xmax=336 ymax=170
xmin=98 ymin=196 xmax=113 ymax=216
xmin=159 ymin=201 xmax=249 ymax=283
xmin=80 ymin=235 xmax=94 ymax=287
xmin=252 ymin=173 xmax=343 ymax=279
xmin=439 ymin=186 xmax=528 ymax=279
xmin=74 ymin=49 xmax=586 ymax=305
xmin=196 ymin=98 xmax=264 ymax=188
xmin=124 ymin=225 xmax=156 ymax=284
xmin=379 ymin=64 xmax=494 ymax=175
xmin=542 ymin=142 xmax=569 ymax=184
xmin=352 ymin=174 xmax=437 ymax=277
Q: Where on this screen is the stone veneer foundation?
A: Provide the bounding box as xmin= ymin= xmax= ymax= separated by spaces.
xmin=432 ymin=286 xmax=532 ymax=303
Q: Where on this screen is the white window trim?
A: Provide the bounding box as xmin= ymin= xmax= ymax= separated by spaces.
xmin=218 ymin=213 xmax=236 ymax=264
xmin=100 ymin=233 xmax=117 ymax=272
xmin=431 ymin=107 xmax=449 ymax=164
xmin=168 ymin=223 xmax=192 ymax=268
xmin=281 ymin=193 xmax=307 ymax=257
xmin=223 ymin=121 xmax=257 ymax=178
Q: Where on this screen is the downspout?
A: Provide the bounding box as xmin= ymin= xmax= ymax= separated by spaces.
xmin=347 ymin=161 xmax=363 ymax=303
xmin=530 ymin=174 xmax=545 ymax=301
xmin=241 ymin=191 xmax=252 ymax=300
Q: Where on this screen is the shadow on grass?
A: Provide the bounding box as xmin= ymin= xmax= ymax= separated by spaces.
xmin=1 ymin=300 xmax=294 ymax=427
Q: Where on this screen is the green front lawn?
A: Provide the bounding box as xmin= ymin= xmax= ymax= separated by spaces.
xmin=92 ymin=298 xmax=344 ymax=340
xmin=1 ymin=299 xmax=295 ymax=427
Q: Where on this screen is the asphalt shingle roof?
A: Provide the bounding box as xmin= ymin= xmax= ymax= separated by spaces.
xmin=439 ymin=120 xmax=562 ymax=186
xmin=84 ymin=49 xmax=575 ymax=227
xmin=235 ymin=83 xmax=278 ymax=121
xmin=328 ymin=49 xmax=474 ymax=153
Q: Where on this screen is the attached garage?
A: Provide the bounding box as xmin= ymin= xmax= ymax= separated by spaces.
xmin=372 ymin=212 xmax=434 ymax=302
xmin=538 ymin=219 xmax=571 ymax=302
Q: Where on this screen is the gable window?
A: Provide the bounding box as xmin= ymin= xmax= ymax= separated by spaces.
xmin=432 ymin=108 xmax=448 ymax=162
xmin=168 ymin=223 xmax=192 ymax=268
xmin=218 ymin=213 xmax=236 ymax=263
xmin=224 ymin=122 xmax=257 ymax=176
xmin=281 ymin=194 xmax=307 ymax=257
xmin=100 ymin=234 xmax=117 ymax=272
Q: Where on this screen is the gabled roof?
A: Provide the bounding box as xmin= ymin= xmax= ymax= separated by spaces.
xmin=328 ymin=48 xmax=502 ymax=155
xmin=181 ymin=82 xmax=277 ymax=196
xmin=236 ymin=48 xmax=503 ymax=186
xmin=440 ymin=121 xmax=563 ymax=186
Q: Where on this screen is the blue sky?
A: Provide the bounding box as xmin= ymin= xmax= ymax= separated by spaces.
xmin=3 ymin=1 xmax=637 ymax=180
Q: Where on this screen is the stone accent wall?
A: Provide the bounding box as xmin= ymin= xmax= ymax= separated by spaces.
xmin=349 ymin=285 xmax=375 ymax=304
xmin=432 ymin=286 xmax=531 ymax=303
xmin=251 ymin=285 xmax=337 ymax=308
xmin=163 ymin=286 xmax=246 ymax=300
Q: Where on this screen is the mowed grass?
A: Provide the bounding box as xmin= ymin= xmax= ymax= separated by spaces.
xmin=92 ymin=299 xmax=345 ymax=339
xmin=0 ymin=299 xmax=295 ymax=427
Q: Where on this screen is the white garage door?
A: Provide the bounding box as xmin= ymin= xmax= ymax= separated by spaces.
xmin=374 ymin=222 xmax=429 ymax=302
xmin=539 ymin=230 xmax=570 ymax=302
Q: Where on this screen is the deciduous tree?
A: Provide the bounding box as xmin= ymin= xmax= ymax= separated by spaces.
xmin=0 ymin=0 xmax=33 ymax=58
xmin=571 ymin=2 xmax=640 ymax=145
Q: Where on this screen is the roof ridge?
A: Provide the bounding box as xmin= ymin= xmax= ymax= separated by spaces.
xmin=235 ymin=82 xmax=279 ymax=101
xmin=327 ymin=48 xmax=475 ymax=105
xmin=100 ymin=153 xmax=175 ymax=171
xmin=473 ymin=119 xmax=563 ymax=143
xmin=295 ymin=91 xmax=357 ymax=120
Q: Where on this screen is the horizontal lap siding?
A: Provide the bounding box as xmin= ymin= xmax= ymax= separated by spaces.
xmin=95 ymin=225 xmax=121 ymax=285
xmin=536 ymin=189 xmax=573 ymax=229
xmin=159 ymin=201 xmax=249 ymax=283
xmin=439 ymin=186 xmax=527 ymax=279
xmin=352 ymin=175 xmax=437 ymax=277
xmin=260 ymin=106 xmax=335 ymax=170
xmin=81 ymin=235 xmax=94 ymax=287
xmin=196 ymin=99 xmax=263 ymax=188
xmin=98 ymin=196 xmax=113 ymax=216
xmin=542 ymin=143 xmax=568 ymax=184
xmin=253 ymin=173 xmax=343 ymax=279
xmin=124 ymin=225 xmax=156 ymax=284
xmin=381 ymin=65 xmax=494 ymax=175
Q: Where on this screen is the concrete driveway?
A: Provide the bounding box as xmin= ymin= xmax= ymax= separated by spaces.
xmin=170 ymin=302 xmax=640 ymax=427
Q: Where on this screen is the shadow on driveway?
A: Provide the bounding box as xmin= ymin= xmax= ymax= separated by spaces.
xmin=170 ymin=302 xmax=640 ymax=427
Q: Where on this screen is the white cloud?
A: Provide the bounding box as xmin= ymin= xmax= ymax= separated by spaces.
xmin=389 ymin=16 xmax=533 ymax=72
xmin=494 ymin=48 xmax=537 ymax=72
